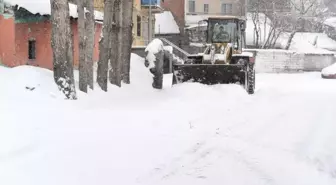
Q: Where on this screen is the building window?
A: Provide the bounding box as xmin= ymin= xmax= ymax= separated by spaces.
xmin=188 ymin=0 xmax=195 ymax=13
xmin=204 ymin=4 xmax=209 ymax=14
xmin=137 ymin=15 xmax=141 ymax=37
xmin=221 ymin=3 xmax=232 ymax=15
xmin=28 ymin=40 xmax=36 ymax=60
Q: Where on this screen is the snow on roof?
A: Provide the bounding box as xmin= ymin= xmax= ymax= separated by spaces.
xmin=155 ymin=11 xmax=180 ymax=34
xmin=325 ymin=17 xmax=336 ymax=28
xmin=4 ymin=0 xmax=104 ymax=21
xmin=185 ymin=14 xmax=211 ymax=28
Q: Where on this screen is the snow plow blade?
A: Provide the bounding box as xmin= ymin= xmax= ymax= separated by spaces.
xmin=173 ymin=64 xmax=246 ymax=85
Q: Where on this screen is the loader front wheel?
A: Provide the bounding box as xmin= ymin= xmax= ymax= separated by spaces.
xmin=247 ymin=63 xmax=255 ymax=94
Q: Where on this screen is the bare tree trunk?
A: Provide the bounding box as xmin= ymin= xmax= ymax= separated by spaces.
xmin=285 ymin=30 xmax=296 ymax=50
xmin=77 ymin=0 xmax=87 ymax=93
xmin=97 ymin=0 xmax=114 ymax=91
xmin=85 ymin=0 xmax=95 ymax=89
xmin=252 ymin=13 xmax=260 ymax=48
xmin=121 ymin=0 xmax=133 ymax=84
xmin=262 ymin=26 xmax=275 ymax=49
xmin=271 ymin=32 xmax=282 ymax=48
xmin=109 ymin=0 xmax=122 ymax=87
xmin=50 ymin=0 xmax=77 ymax=99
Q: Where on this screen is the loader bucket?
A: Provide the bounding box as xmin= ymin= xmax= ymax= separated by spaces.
xmin=173 ymin=64 xmax=246 ymax=85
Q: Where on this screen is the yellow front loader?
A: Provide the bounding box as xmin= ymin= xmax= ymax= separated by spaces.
xmin=173 ymin=16 xmax=256 ymax=94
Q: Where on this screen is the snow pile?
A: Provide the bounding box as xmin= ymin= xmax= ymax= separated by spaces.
xmin=145 ymin=39 xmax=164 ymax=69
xmin=0 ymin=65 xmax=63 ymax=104
xmin=321 ymin=63 xmax=336 ymax=77
xmin=1 ymin=55 xmax=336 ymax=185
xmin=324 ymin=17 xmax=336 ymax=28
xmin=155 ymin=11 xmax=180 ymax=34
xmin=279 ymin=32 xmax=336 ymax=53
xmin=4 ymin=0 xmax=104 ymax=20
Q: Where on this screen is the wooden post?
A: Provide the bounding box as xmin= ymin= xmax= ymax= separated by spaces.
xmin=152 ymin=50 xmax=164 ymax=89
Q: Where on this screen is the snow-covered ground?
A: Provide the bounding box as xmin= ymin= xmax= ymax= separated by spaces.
xmin=1 ymin=54 xmax=336 ymax=185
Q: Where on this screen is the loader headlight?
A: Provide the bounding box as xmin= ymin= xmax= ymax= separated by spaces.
xmin=249 ymin=57 xmax=255 ymax=63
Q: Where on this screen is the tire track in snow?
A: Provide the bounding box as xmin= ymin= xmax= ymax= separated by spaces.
xmin=138 ymin=135 xmax=277 ymax=185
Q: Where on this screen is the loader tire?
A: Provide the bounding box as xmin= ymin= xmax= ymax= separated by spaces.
xmin=247 ymin=63 xmax=255 ymax=94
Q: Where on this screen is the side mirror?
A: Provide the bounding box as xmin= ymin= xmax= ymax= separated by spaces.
xmin=197 ymin=20 xmax=208 ymax=43
xmin=241 ymin=22 xmax=246 ymax=31
xmin=234 ymin=43 xmax=238 ymax=50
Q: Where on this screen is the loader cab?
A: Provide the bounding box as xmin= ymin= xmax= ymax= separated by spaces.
xmin=204 ymin=17 xmax=246 ymax=51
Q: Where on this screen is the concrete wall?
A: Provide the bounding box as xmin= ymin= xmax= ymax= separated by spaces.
xmin=245 ymin=49 xmax=335 ymax=73
xmin=303 ymin=54 xmax=335 ymax=71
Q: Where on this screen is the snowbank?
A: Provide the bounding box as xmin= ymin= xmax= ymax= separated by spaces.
xmin=5 ymin=0 xmax=104 ymax=20
xmin=155 ymin=11 xmax=180 ymax=34
xmin=325 ymin=17 xmax=336 ymax=28
xmin=279 ymin=32 xmax=336 ymax=53
xmin=321 ymin=63 xmax=336 ymax=78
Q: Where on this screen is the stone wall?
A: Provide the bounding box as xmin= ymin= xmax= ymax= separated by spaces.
xmin=303 ymin=54 xmax=336 ymax=71
xmin=245 ymin=49 xmax=335 ymax=73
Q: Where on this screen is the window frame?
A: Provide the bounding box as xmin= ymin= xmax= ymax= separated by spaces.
xmin=204 ymin=4 xmax=209 ymax=14
xmin=221 ymin=3 xmax=233 ymax=15
xmin=28 ymin=39 xmax=36 ymax=60
xmin=136 ymin=15 xmax=141 ymax=37
xmin=188 ymin=0 xmax=196 ymax=13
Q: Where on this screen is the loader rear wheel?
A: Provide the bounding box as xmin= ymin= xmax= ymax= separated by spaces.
xmin=247 ymin=63 xmax=255 ymax=94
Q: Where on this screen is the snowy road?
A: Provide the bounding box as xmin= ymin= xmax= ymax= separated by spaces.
xmin=1 ymin=60 xmax=336 ymax=185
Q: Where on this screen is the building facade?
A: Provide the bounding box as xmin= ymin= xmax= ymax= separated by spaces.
xmin=0 ymin=3 xmax=102 ymax=69
xmin=247 ymin=0 xmax=291 ymax=13
xmin=161 ymin=0 xmax=185 ymax=29
xmin=94 ymin=0 xmax=163 ymax=46
xmin=185 ymin=0 xmax=246 ymax=16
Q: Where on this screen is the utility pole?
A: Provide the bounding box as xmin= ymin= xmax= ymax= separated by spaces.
xmin=245 ymin=0 xmax=248 ymax=17
xmin=0 ymin=0 xmax=4 ymax=14
xmin=149 ymin=0 xmax=153 ymax=42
